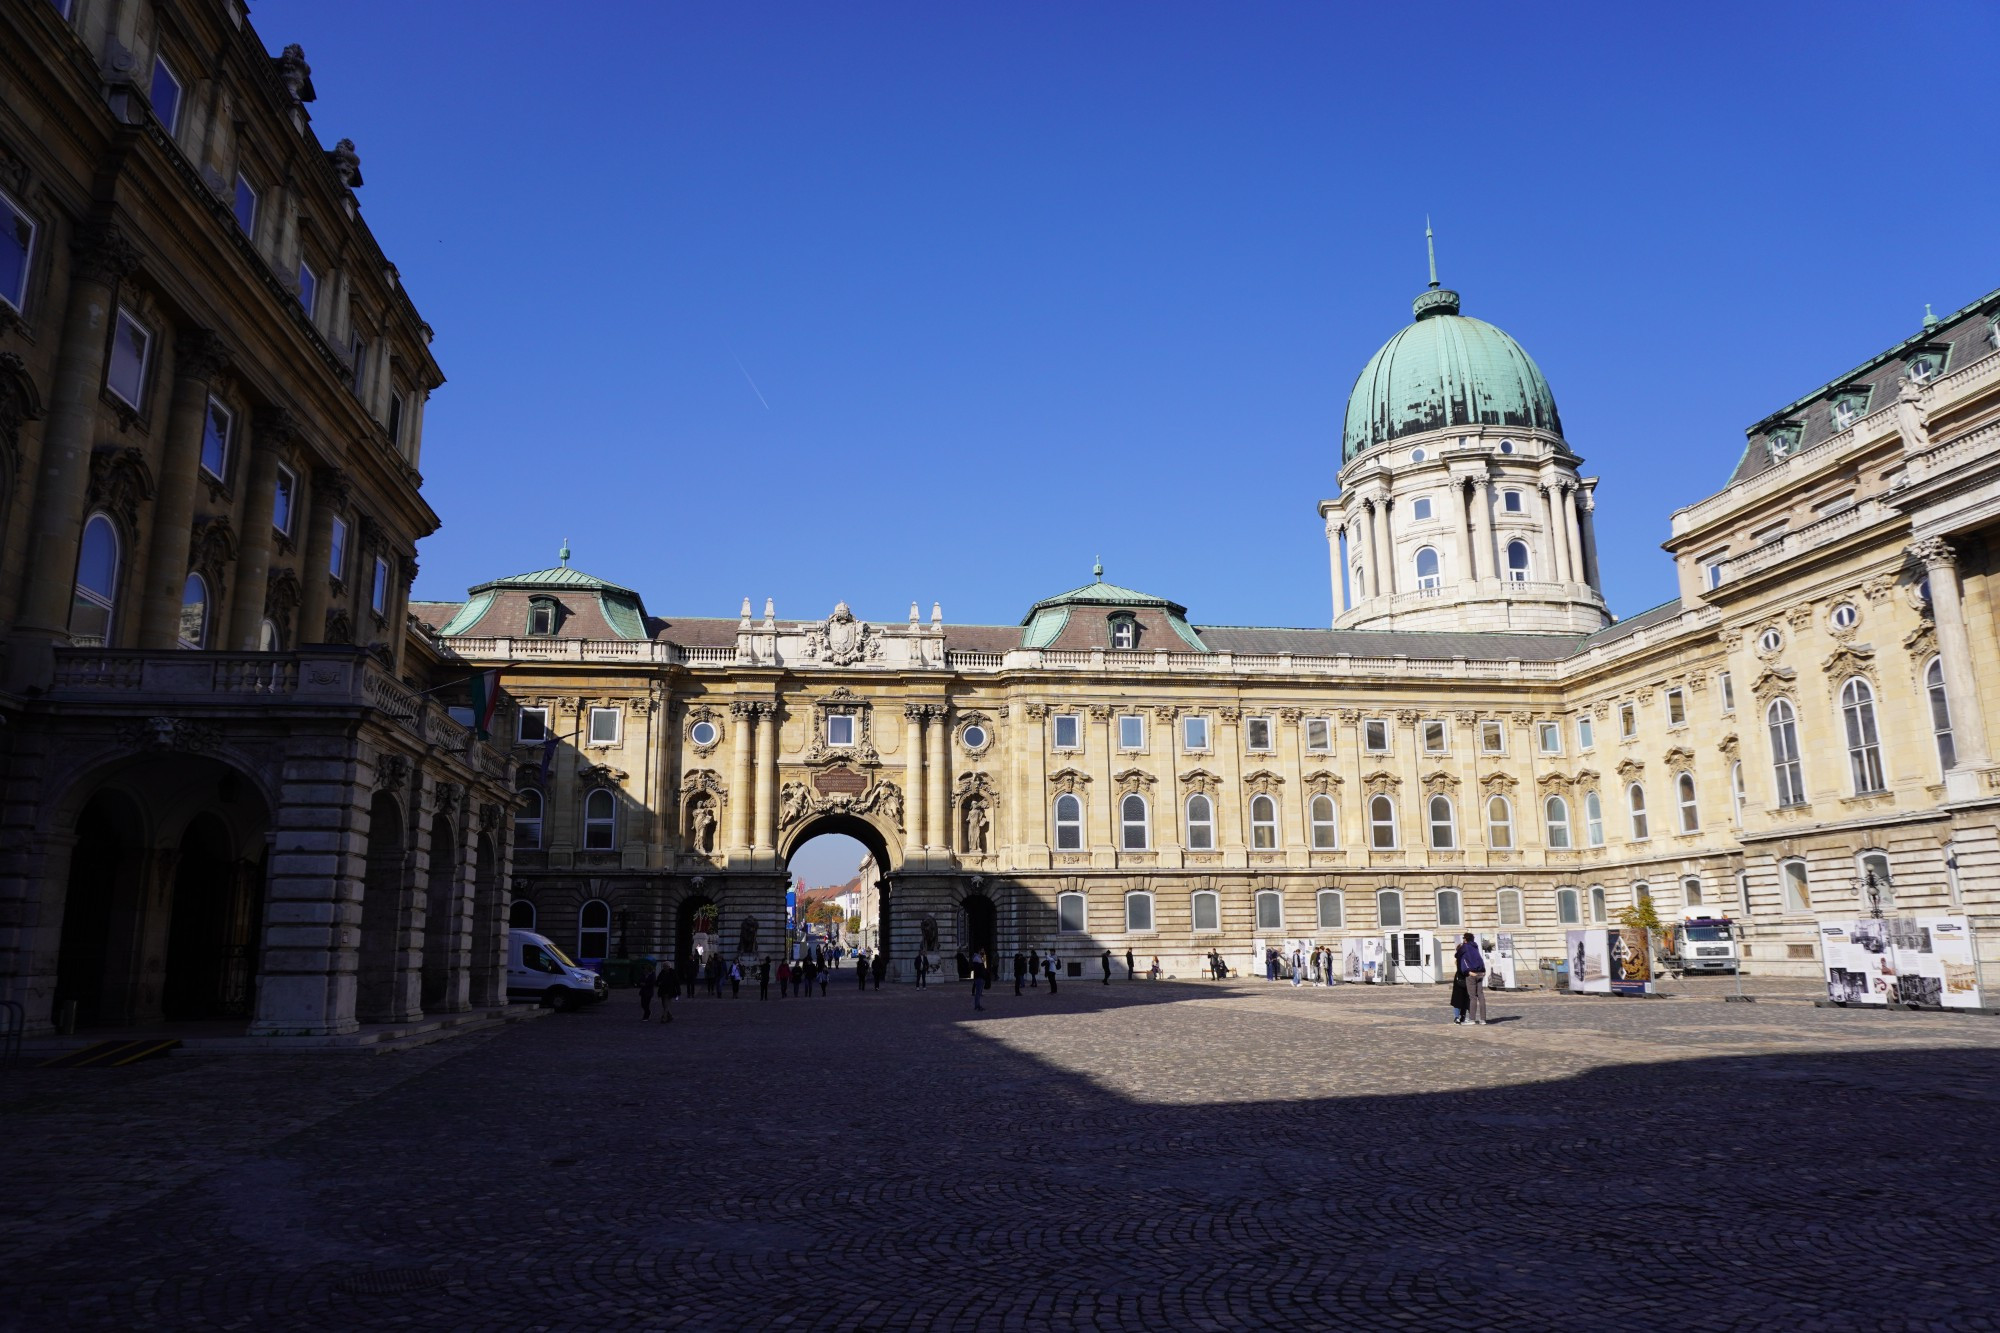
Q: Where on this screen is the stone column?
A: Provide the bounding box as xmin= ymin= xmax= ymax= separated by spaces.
xmin=1360 ymin=504 xmax=1379 ymax=600
xmin=1561 ymin=484 xmax=1584 ymax=587
xmin=1326 ymin=518 xmax=1346 ymax=620
xmin=925 ymin=706 xmax=949 ymax=850
xmin=903 ymin=704 xmax=927 ymax=861
xmin=10 ymin=222 xmax=139 ymax=676
xmin=753 ymin=700 xmax=778 ymax=857
xmin=1457 ymin=480 xmax=1479 ymax=582
xmin=1541 ymin=484 xmax=1571 ymax=583
xmin=1470 ymin=478 xmax=1496 ymax=585
xmin=227 ymin=407 xmax=293 ymax=649
xmin=1371 ymin=497 xmax=1394 ymax=596
xmin=1578 ymin=486 xmax=1602 ymax=592
xmin=728 ymin=701 xmax=756 ymax=855
xmin=135 ymin=327 xmax=231 ymax=648
xmin=1913 ymin=539 xmax=1990 ymax=770
xmin=297 ymin=468 xmax=348 ymax=646
xmin=252 ymin=731 xmax=368 ymax=1037
xmin=1022 ymin=703 xmax=1049 ymax=862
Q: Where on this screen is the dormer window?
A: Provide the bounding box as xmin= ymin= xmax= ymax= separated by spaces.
xmin=1906 ymin=351 xmax=1945 ymax=384
xmin=1829 ymin=390 xmax=1870 ymax=429
xmin=527 ymin=597 xmax=558 ymax=637
xmin=1108 ymin=615 xmax=1138 ymax=650
xmin=1765 ymin=426 xmax=1801 ymax=462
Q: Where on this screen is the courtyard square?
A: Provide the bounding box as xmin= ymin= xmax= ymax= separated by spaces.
xmin=5 ymin=982 xmax=2000 ymax=1331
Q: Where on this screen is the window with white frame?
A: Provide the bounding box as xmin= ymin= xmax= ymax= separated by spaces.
xmin=1376 ymin=889 xmax=1403 ymax=928
xmin=233 ymin=173 xmax=259 ymax=236
xmin=1681 ymin=874 xmax=1704 ymax=907
xmin=1485 ymin=795 xmax=1513 ymax=848
xmin=1191 ymin=890 xmax=1220 ymax=932
xmin=1308 ymin=794 xmax=1338 ymax=849
xmin=1053 ymin=794 xmax=1083 ymax=851
xmin=106 ymin=308 xmax=152 ymax=409
xmin=1119 ymin=793 xmax=1150 ymax=851
xmin=1737 ymin=871 xmax=1752 ymax=915
xmin=1058 ymin=891 xmax=1086 ymax=933
xmin=1255 ymin=890 xmax=1283 ymax=931
xmin=1427 ymin=794 xmax=1456 ymax=849
xmin=1583 ymin=789 xmax=1604 ymax=846
xmin=1633 ymin=881 xmax=1652 ymax=908
xmin=1245 ymin=717 xmax=1273 ymax=751
xmin=1577 ymin=713 xmax=1594 ymax=750
xmin=1053 ymin=713 xmax=1081 ymax=749
xmin=1480 ymin=721 xmax=1505 ymax=754
xmin=1109 ymin=617 xmax=1137 ymax=649
xmin=1317 ymin=889 xmax=1344 ymax=929
xmin=1781 ymin=858 xmax=1811 ymax=913
xmin=1676 ymin=772 xmax=1699 ymax=833
xmin=577 ymin=899 xmax=611 ymax=958
xmin=371 ymin=556 xmax=390 ymax=616
xmin=150 ymin=53 xmax=184 ymax=134
xmin=1627 ymin=783 xmax=1649 ymax=840
xmin=1182 ymin=715 xmax=1209 ymax=751
xmin=1369 ymin=794 xmax=1397 ymax=849
xmin=1412 ymin=497 xmax=1433 ymax=521
xmin=1704 ymin=558 xmax=1726 ymax=591
xmin=1556 ymin=887 xmax=1581 ymax=925
xmin=1589 ymin=885 xmax=1608 ymax=923
xmin=1305 ymin=718 xmax=1331 ymax=752
xmin=1249 ymin=794 xmax=1278 ymax=850
xmin=177 ymin=573 xmax=207 ymax=650
xmin=1117 ymin=714 xmax=1145 ymax=750
xmin=1619 ymin=702 xmax=1637 ymax=740
xmin=258 ymin=619 xmax=281 ymax=652
xmin=588 ymin=707 xmax=620 ymax=745
xmin=583 ymin=789 xmax=616 ymax=850
xmin=329 ymin=515 xmax=349 ymax=580
xmin=1364 ymin=718 xmax=1390 ymax=752
xmin=1184 ymin=794 xmax=1214 ymax=850
xmin=1421 ymin=719 xmax=1447 ymax=753
xmin=1497 ymin=887 xmax=1523 ymax=926
xmin=1544 ymin=794 xmax=1571 ymax=848
xmin=516 ymin=787 xmax=543 ymax=849
xmin=1927 ymin=658 xmax=1956 ymax=771
xmin=1503 ymin=490 xmax=1524 ymax=513
xmin=272 ymin=465 xmax=296 ymax=537
xmin=70 ymin=513 xmax=120 ymax=646
xmin=1768 ymin=698 xmax=1806 ymax=806
xmin=1666 ymin=688 xmax=1687 ymax=727
xmin=1719 ymin=670 xmax=1735 ymax=712
xmin=1840 ymin=677 xmax=1885 ymax=794
xmin=527 ymin=597 xmax=557 ymax=637
xmin=1436 ymin=889 xmax=1462 ymax=928
xmin=1505 ymin=539 xmax=1530 ymax=580
xmin=827 ymin=713 xmax=856 ymax=746
xmin=0 ymin=187 xmax=34 ymax=314
xmin=1125 ymin=890 xmax=1154 ymax=932
xmin=1730 ymin=761 xmax=1745 ymax=827
xmin=518 ymin=706 xmax=549 ymax=742
xmin=1414 ymin=546 xmax=1441 ymax=590
xmin=1538 ymin=721 xmax=1562 ymax=754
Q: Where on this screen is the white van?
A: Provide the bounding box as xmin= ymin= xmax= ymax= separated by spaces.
xmin=507 ymin=929 xmax=609 ymax=1011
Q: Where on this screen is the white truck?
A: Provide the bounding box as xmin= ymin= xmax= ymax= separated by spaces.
xmin=506 ymin=929 xmax=610 ymax=1011
xmin=1672 ymin=915 xmax=1740 ymax=975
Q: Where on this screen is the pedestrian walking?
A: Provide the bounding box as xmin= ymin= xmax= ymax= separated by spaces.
xmin=1291 ymin=948 xmax=1304 ymax=988
xmin=1028 ymin=949 xmax=1040 ymax=988
xmin=1100 ymin=948 xmax=1113 ymax=985
xmin=1013 ymin=949 xmax=1027 ymax=996
xmin=1044 ymin=952 xmax=1060 ymax=995
xmin=758 ymin=956 xmax=771 ymax=1000
xmin=1124 ymin=947 xmax=1135 ymax=981
xmin=971 ymin=949 xmax=989 ymax=1011
xmin=1455 ymin=931 xmax=1489 ymax=1025
xmin=857 ymin=953 xmax=869 ymax=990
xmin=871 ymin=952 xmax=886 ymax=989
xmin=819 ymin=962 xmax=829 ymax=996
xmin=776 ymin=958 xmax=790 ymax=997
xmin=1148 ymin=955 xmax=1161 ymax=981
xmin=915 ymin=953 xmax=929 ymax=989
xmin=728 ymin=961 xmax=742 ymax=999
xmin=638 ymin=960 xmax=658 ymax=1020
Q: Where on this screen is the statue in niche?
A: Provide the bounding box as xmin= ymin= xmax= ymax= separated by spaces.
xmin=963 ymin=798 xmax=989 ymax=854
xmin=920 ymin=913 xmax=940 ymax=954
xmin=689 ymin=797 xmax=718 ymax=855
xmin=739 ymin=914 xmax=758 ymax=958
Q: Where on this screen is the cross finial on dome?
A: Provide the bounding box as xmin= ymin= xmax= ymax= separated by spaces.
xmin=1426 ymin=216 xmax=1438 ymax=290
xmin=558 ymin=538 xmax=570 ymax=567
xmin=1093 ymin=556 xmax=1103 ymax=579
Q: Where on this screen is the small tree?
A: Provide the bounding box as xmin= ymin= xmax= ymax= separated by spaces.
xmin=1617 ymin=896 xmax=1670 ymax=970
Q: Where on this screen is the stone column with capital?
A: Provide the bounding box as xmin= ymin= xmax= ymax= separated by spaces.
xmin=752 ymin=701 xmax=778 ymax=857
xmin=1541 ymin=485 xmax=1571 ymax=583
xmin=297 ymin=467 xmax=349 ymax=645
xmin=1561 ymin=483 xmax=1584 ymax=588
xmin=1577 ymin=485 xmax=1602 ymax=592
xmin=903 ymin=704 xmax=927 ymax=861
xmin=1326 ymin=517 xmax=1346 ymax=620
xmin=925 ymin=706 xmax=949 ymax=850
xmin=135 ymin=326 xmax=232 ymax=649
xmin=1912 ymin=539 xmax=1990 ymax=776
xmin=10 ymin=222 xmax=140 ymax=679
xmin=728 ymin=701 xmax=756 ymax=856
xmin=227 ymin=406 xmax=295 ymax=649
xmin=1371 ymin=498 xmax=1393 ymax=597
xmin=1470 ymin=477 xmax=1496 ymax=585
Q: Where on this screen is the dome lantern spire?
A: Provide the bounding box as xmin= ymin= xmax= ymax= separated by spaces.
xmin=1412 ymin=217 xmax=1460 ymax=320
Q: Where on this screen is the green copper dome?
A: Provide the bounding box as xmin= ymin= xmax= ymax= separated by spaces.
xmin=1341 ymin=287 xmax=1562 ymax=462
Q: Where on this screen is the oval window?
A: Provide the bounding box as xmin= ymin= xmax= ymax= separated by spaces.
xmin=1410 ymin=447 xmax=1426 ymax=462
xmin=1759 ymin=627 xmax=1783 ymax=653
xmin=963 ymin=725 xmax=987 ymax=749
xmin=690 ymin=720 xmax=718 ymax=746
xmin=1830 ymin=603 xmax=1857 ymax=630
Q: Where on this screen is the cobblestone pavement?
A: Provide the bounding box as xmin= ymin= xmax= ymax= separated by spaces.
xmin=5 ymin=978 xmax=2000 ymax=1331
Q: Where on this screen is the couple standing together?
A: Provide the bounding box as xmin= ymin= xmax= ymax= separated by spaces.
xmin=1451 ymin=932 xmax=1489 ymax=1026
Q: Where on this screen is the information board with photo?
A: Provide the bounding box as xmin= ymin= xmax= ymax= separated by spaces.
xmin=1819 ymin=915 xmax=1983 ymax=1010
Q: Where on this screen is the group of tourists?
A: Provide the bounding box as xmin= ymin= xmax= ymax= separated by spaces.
xmin=634 ymin=946 xmax=899 ymax=1018
xmin=1260 ymin=945 xmax=1347 ymax=987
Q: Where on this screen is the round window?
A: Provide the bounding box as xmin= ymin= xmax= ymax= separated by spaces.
xmin=690 ymin=720 xmax=718 ymax=746
xmin=1410 ymin=448 xmax=1426 ymax=462
xmin=1830 ymin=602 xmax=1857 ymax=630
xmin=1498 ymin=438 xmax=1515 ymax=454
xmin=963 ymin=725 xmax=987 ymax=750
xmin=1758 ymin=628 xmax=1783 ymax=653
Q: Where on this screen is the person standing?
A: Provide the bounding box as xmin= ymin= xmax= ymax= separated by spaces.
xmin=971 ymin=949 xmax=989 ymax=1012
xmin=915 ymin=953 xmax=929 ymax=989
xmin=1027 ymin=949 xmax=1040 ymax=989
xmin=776 ymin=958 xmax=790 ymax=998
xmin=728 ymin=960 xmax=742 ymax=999
xmin=871 ymin=952 xmax=886 ymax=989
xmin=1455 ymin=932 xmax=1488 ymax=1025
xmin=818 ymin=962 xmax=830 ymax=997
xmin=1125 ymin=947 xmax=1135 ymax=981
xmin=757 ymin=956 xmax=771 ymax=1001
xmin=1148 ymin=955 xmax=1161 ymax=981
xmin=1044 ymin=952 xmax=1059 ymax=995
xmin=638 ymin=960 xmax=658 ymax=1021
xmin=857 ymin=952 xmax=869 ymax=990
xmin=1449 ymin=961 xmax=1470 ymax=1024
xmin=1100 ymin=949 xmax=1113 ymax=986
xmin=1013 ymin=949 xmax=1027 ymax=996
xmin=1291 ymin=948 xmax=1304 ymax=988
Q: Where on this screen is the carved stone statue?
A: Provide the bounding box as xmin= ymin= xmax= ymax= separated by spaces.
xmin=738 ymin=914 xmax=758 ymax=957
xmin=920 ymin=913 xmax=940 ymax=953
xmin=779 ymin=780 xmax=812 ymax=828
xmin=868 ymin=781 xmax=904 ymax=830
xmin=963 ymin=797 xmax=989 ymax=853
xmin=689 ymin=797 xmax=718 ymax=854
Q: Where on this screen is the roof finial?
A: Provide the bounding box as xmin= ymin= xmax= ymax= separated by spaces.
xmin=1093 ymin=555 xmax=1103 ymax=580
xmin=1425 ymin=216 xmax=1439 ymax=290
xmin=1922 ymin=302 xmax=1940 ymax=331
xmin=558 ymin=538 xmax=570 ymax=567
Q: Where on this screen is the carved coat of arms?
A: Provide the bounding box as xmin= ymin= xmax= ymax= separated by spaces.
xmin=801 ymin=602 xmax=881 ymax=666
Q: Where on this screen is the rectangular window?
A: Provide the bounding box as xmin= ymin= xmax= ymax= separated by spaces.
xmin=150 ymin=54 xmax=184 ymax=135
xmin=1058 ymin=893 xmax=1086 ymax=934
xmin=1538 ymin=721 xmax=1562 ymax=754
xmin=387 ymin=392 xmax=405 ymax=449
xmin=827 ymin=714 xmax=855 ymax=746
xmin=1245 ymin=717 xmax=1272 ymax=751
xmin=1125 ymin=894 xmax=1153 ymax=933
xmin=1191 ymin=891 xmax=1219 ymax=932
xmin=1305 ymin=718 xmax=1331 ymax=752
xmin=272 ymin=465 xmax=296 ymax=535
xmin=1053 ymin=714 xmax=1080 ymax=749
xmin=233 ymin=173 xmax=259 ymax=236
xmin=1619 ymin=703 xmax=1637 ymax=740
xmin=328 ymin=516 xmax=349 ymax=579
xmin=588 ymin=707 xmax=620 ymax=745
xmin=1421 ymin=720 xmax=1447 ymax=753
xmin=0 ymin=187 xmax=34 ymax=313
xmin=297 ymin=259 xmax=319 ymax=321
xmin=198 ymin=396 xmax=233 ymax=481
xmin=350 ymin=335 xmax=368 ymax=395
xmin=1364 ymin=718 xmax=1389 ymax=752
xmin=371 ymin=556 xmax=390 ymax=615
xmin=1782 ymin=860 xmax=1812 ymax=914
xmin=106 ymin=308 xmax=153 ymax=409
xmin=1577 ymin=714 xmax=1595 ymax=749
xmin=1182 ymin=715 xmax=1209 ymax=751
xmin=1480 ymin=720 xmax=1505 ymax=753
xmin=519 ymin=707 xmax=549 ymax=742
xmin=1666 ymin=689 xmax=1687 ymax=727
xmin=1719 ymin=671 xmax=1735 ymax=713
xmin=1117 ymin=714 xmax=1144 ymax=750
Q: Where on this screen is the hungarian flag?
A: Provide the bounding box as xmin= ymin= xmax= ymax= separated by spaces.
xmin=466 ymin=668 xmax=503 ymax=740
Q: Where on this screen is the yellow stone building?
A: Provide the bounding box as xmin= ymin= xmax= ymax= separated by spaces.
xmin=422 ymin=278 xmax=2000 ymax=985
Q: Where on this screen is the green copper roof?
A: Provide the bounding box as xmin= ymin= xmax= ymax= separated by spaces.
xmin=1019 ymin=566 xmax=1210 ymax=651
xmin=470 ymin=564 xmax=642 ymax=598
xmin=436 ymin=590 xmax=494 ymax=636
xmin=450 ymin=550 xmax=651 ymax=641
xmin=1342 ymin=288 xmax=1562 ymax=461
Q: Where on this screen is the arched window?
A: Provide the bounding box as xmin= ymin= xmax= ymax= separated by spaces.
xmin=70 ymin=513 xmax=121 ymax=645
xmin=1676 ymin=773 xmax=1699 ymax=833
xmin=1124 ymin=890 xmax=1154 ymax=932
xmin=1681 ymin=874 xmax=1704 ymax=907
xmin=1927 ymin=658 xmax=1956 ymax=771
xmin=1781 ymin=858 xmax=1811 ymax=914
xmin=583 ymin=788 xmax=616 ymax=850
xmin=1840 ymin=677 xmax=1885 ymax=794
xmin=1767 ymin=698 xmax=1806 ymax=807
xmin=1317 ymin=889 xmax=1344 ymax=928
xmin=1589 ymin=884 xmax=1608 ymax=923
xmin=1053 ymin=793 xmax=1083 ymax=851
xmin=577 ymin=898 xmax=611 ymax=959
xmin=258 ymin=618 xmax=281 ymax=652
xmin=1249 ymin=794 xmax=1278 ymax=850
xmin=1626 ymin=783 xmax=1649 ymax=840
xmin=1057 ymin=891 xmax=1086 ymax=933
xmin=1119 ymin=793 xmax=1149 ymax=851
xmin=177 ymin=572 xmax=208 ymax=649
xmin=1184 ymin=793 xmax=1214 ymax=851
xmin=1857 ymin=850 xmax=1893 ymax=910
xmin=1435 ymin=888 xmax=1462 ymax=927
xmin=1427 ymin=794 xmax=1455 ymax=849
xmin=1505 ymin=540 xmax=1530 ymax=582
xmin=1633 ymin=881 xmax=1651 ymax=906
xmin=1368 ymin=794 xmax=1397 ymax=849
xmin=1730 ymin=762 xmax=1745 ymax=827
xmin=1190 ymin=889 xmax=1220 ymax=932
xmin=508 ymin=899 xmax=536 ymax=930
xmin=1583 ymin=790 xmax=1604 ymax=846
xmin=1544 ymin=794 xmax=1571 ymax=849
xmin=516 ymin=788 xmax=544 ymax=850
xmin=1556 ymin=887 xmax=1581 ymax=925
xmin=1308 ymin=794 xmax=1338 ymax=849
xmin=1485 ymin=795 xmax=1513 ymax=848
xmin=1255 ymin=889 xmax=1283 ymax=931
xmin=1376 ymin=889 xmax=1403 ymax=928
xmin=1414 ymin=545 xmax=1441 ymax=590
xmin=1497 ymin=887 xmax=1523 ymax=926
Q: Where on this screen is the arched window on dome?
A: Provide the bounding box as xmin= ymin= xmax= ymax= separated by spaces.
xmin=1414 ymin=546 xmax=1441 ymax=591
xmin=1505 ymin=540 xmax=1531 ymax=583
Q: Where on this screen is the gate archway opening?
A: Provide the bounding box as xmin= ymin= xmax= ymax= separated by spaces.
xmin=781 ymin=812 xmax=895 ymax=970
